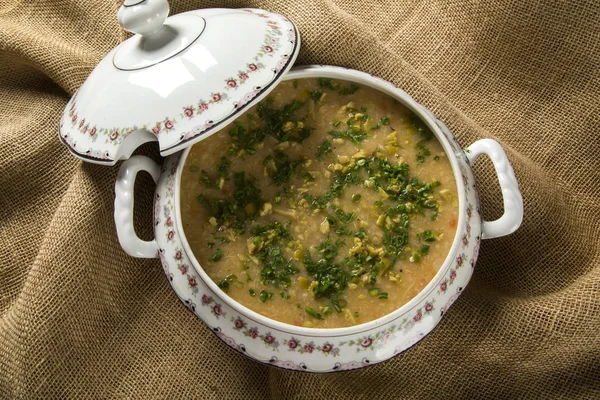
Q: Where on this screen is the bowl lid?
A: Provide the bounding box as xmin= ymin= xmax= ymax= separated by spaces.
xmin=59 ymin=0 xmax=300 ymax=165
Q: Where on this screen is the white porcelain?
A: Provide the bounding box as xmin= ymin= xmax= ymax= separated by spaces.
xmin=114 ymin=155 xmax=162 ymax=258
xmin=113 ymin=65 xmax=523 ymax=372
xmin=118 ymin=0 xmax=170 ymax=38
xmin=59 ymin=5 xmax=299 ymax=165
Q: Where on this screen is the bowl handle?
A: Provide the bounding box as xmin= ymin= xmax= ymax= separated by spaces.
xmin=465 ymin=139 xmax=523 ymax=239
xmin=114 ymin=155 xmax=161 ymax=258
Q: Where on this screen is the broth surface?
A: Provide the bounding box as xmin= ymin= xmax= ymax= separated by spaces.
xmin=180 ymin=78 xmax=458 ymax=328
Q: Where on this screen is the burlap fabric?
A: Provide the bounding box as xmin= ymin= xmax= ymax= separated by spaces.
xmin=1 ymin=0 xmax=598 ymax=398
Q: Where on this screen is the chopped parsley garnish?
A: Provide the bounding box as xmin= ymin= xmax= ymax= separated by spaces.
xmin=328 ymin=128 xmax=367 ymax=145
xmin=317 ymin=78 xmax=336 ymax=91
xmin=228 ymin=121 xmax=266 ymax=155
xmin=369 ymin=117 xmax=392 ymax=130
xmin=197 ymin=171 xmax=263 ymax=234
xmin=411 ymin=245 xmax=431 ymax=263
xmin=338 ymin=83 xmax=360 ymax=95
xmin=249 ymin=222 xmax=299 ymax=289
xmin=218 ymin=156 xmax=231 ymax=176
xmin=355 ymin=228 xmax=367 ymax=239
xmin=317 ymin=78 xmax=360 ymax=95
xmin=199 ymin=170 xmax=212 ymax=187
xmin=335 ymin=226 xmax=353 ymax=236
xmin=228 ymin=98 xmax=313 ymax=155
xmin=301 ymin=171 xmax=315 ymax=182
xmin=416 ymin=139 xmax=431 ymax=165
xmin=334 ymin=208 xmax=354 ymax=223
xmin=305 ymin=307 xmax=323 ymax=320
xmin=303 ymin=238 xmax=350 ymax=308
xmin=217 ymin=274 xmax=241 ymax=292
xmin=279 ymin=291 xmax=291 ymax=299
xmin=258 ymin=244 xmax=299 ymax=288
xmin=209 ymin=249 xmax=224 ymax=262
xmin=417 ymin=230 xmax=436 ymax=242
xmin=257 ymin=98 xmax=312 ymax=143
xmin=259 ymin=290 xmax=273 ymax=302
xmin=308 ymin=90 xmax=324 ymax=102
xmin=265 ymin=151 xmax=302 ymax=186
xmin=382 ymin=228 xmax=409 ymax=267
xmin=316 ymin=139 xmax=333 ymax=159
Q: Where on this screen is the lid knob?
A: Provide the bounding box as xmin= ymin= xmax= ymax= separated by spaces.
xmin=117 ymin=0 xmax=170 ymax=37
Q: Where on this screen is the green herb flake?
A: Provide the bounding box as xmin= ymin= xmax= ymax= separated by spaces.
xmin=412 ymin=252 xmax=421 ymax=263
xmin=351 ymin=193 xmax=362 ymax=202
xmin=305 ymin=307 xmax=323 ymax=320
xmin=218 ymin=274 xmax=240 ymax=292
xmin=335 ymin=208 xmax=354 ymax=223
xmin=416 ymin=140 xmax=431 ymax=165
xmin=309 ymin=90 xmax=324 ymax=102
xmin=369 ymin=288 xmax=380 ymax=297
xmin=355 ymin=228 xmax=367 ymax=239
xmin=199 ymin=170 xmax=212 ymax=188
xmin=417 ymin=230 xmax=436 ymax=242
xmin=267 ymin=151 xmax=302 ymax=186
xmin=259 ymin=290 xmax=273 ymax=302
xmin=251 ymin=222 xmax=300 ymax=289
xmin=254 ymin=98 xmax=313 ymax=144
xmin=217 ymin=156 xmax=231 ymax=177
xmin=249 ymin=288 xmax=256 ymax=297
xmin=228 ymin=121 xmax=265 ymax=155
xmin=317 ymin=78 xmax=360 ymax=95
xmin=338 ymin=83 xmax=360 ymax=95
xmin=328 ymin=128 xmax=367 ymax=145
xmin=301 ymin=171 xmax=316 ymax=182
xmin=378 ymin=292 xmax=388 ymax=299
xmin=332 ymin=120 xmax=342 ymax=127
xmin=303 ymin=245 xmax=350 ymax=303
xmin=317 ymin=78 xmax=336 ymax=90
xmin=279 ymin=291 xmax=291 ymax=299
xmin=334 ymin=227 xmax=353 ymax=236
xmin=316 ymin=139 xmax=333 ymax=159
xmin=198 ymin=171 xmax=264 ymax=235
xmin=209 ymin=249 xmax=224 ymax=262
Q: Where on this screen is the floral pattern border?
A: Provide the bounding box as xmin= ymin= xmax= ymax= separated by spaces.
xmin=150 ymin=101 xmax=483 ymax=372
xmin=59 ymin=9 xmax=298 ymax=162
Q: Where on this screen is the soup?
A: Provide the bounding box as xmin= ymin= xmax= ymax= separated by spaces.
xmin=180 ymin=78 xmax=458 ymax=328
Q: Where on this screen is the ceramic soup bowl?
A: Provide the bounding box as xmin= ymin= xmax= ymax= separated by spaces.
xmin=114 ymin=65 xmax=523 ymax=373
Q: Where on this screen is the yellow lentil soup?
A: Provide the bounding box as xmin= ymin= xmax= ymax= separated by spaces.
xmin=180 ymin=78 xmax=458 ymax=328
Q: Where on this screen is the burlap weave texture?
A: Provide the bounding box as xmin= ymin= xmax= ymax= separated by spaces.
xmin=1 ymin=0 xmax=599 ymax=398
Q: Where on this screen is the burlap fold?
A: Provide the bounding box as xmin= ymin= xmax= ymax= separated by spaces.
xmin=1 ymin=0 xmax=598 ymax=398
